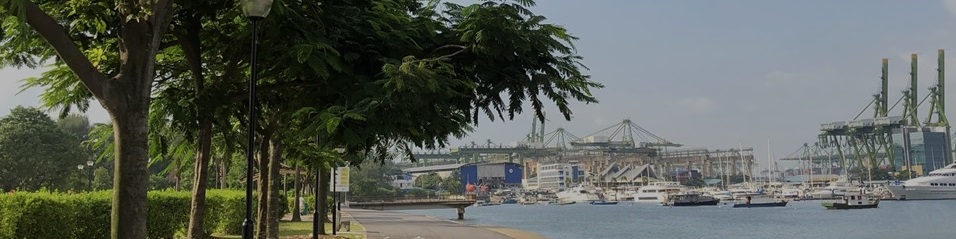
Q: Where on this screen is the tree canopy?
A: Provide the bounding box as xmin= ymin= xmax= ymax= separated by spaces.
xmin=0 ymin=0 xmax=602 ymax=237
xmin=0 ymin=106 xmax=86 ymax=191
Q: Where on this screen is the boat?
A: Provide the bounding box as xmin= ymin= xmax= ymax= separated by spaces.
xmin=821 ymin=188 xmax=879 ymax=209
xmin=500 ymin=198 xmax=518 ymax=204
xmin=886 ymin=163 xmax=956 ymax=200
xmin=633 ymin=181 xmax=684 ymax=203
xmin=555 ymin=201 xmax=576 ymax=205
xmin=775 ymin=187 xmax=803 ymax=199
xmin=733 ymin=196 xmax=788 ymax=208
xmin=556 ymin=186 xmax=601 ymax=203
xmin=809 ymin=176 xmax=857 ymax=199
xmin=663 ymin=192 xmax=719 ymax=206
xmin=589 ymin=200 xmax=619 ymax=205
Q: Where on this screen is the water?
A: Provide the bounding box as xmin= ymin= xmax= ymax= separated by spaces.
xmin=404 ymin=200 xmax=956 ymax=239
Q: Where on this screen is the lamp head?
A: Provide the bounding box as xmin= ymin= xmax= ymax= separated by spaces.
xmin=87 ymin=160 xmax=94 ymax=166
xmin=241 ymin=0 xmax=273 ymax=19
xmin=77 ymin=165 xmax=84 ymax=170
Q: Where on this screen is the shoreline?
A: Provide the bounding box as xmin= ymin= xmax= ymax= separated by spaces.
xmin=476 ymin=225 xmax=548 ymax=239
xmin=414 ymin=211 xmax=547 ymax=239
xmin=347 ymin=209 xmax=548 ymax=239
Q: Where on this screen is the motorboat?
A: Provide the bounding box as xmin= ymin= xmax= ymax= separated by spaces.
xmin=809 ymin=176 xmax=856 ymax=199
xmin=703 ymin=190 xmax=734 ymax=201
xmin=822 ymin=188 xmax=879 ymax=209
xmin=733 ymin=196 xmax=788 ymax=208
xmin=633 ymin=181 xmax=684 ymax=203
xmin=886 ymin=163 xmax=956 ymax=200
xmin=663 ymin=192 xmax=719 ymax=206
xmin=589 ymin=200 xmax=619 ymax=205
xmin=556 ymin=186 xmax=601 ymax=203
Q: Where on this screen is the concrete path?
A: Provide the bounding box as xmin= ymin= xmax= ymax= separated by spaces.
xmin=348 ymin=209 xmax=542 ymax=239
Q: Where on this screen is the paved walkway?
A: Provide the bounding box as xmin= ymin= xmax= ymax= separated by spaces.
xmin=348 ymin=209 xmax=544 ymax=239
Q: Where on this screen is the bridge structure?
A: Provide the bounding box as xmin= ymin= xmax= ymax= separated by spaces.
xmin=348 ymin=195 xmax=477 ymax=220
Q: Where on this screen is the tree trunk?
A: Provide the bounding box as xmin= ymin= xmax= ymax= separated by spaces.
xmin=109 ymin=102 xmax=151 ymax=239
xmin=256 ymin=130 xmax=273 ymax=239
xmin=187 ymin=117 xmax=213 ymax=238
xmin=267 ymin=137 xmax=283 ymax=238
xmin=174 ymin=158 xmax=182 ymax=191
xmin=291 ymin=165 xmax=301 ymax=222
xmin=20 ymin=1 xmax=174 ymax=238
xmin=181 ymin=15 xmax=215 ymax=238
xmin=221 ymin=144 xmax=233 ymax=189
xmin=318 ymin=168 xmax=329 ymax=235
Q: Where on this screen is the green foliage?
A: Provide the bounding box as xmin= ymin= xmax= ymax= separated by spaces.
xmin=348 ymin=160 xmax=401 ymax=199
xmin=55 ymin=114 xmax=90 ymax=140
xmin=91 ymin=167 xmax=110 ymax=190
xmin=402 ymin=188 xmax=435 ymax=197
xmin=413 ymin=172 xmax=443 ymax=190
xmin=146 ymin=191 xmax=191 ymax=238
xmin=0 ymin=190 xmax=259 ymax=238
xmin=443 ymin=170 xmax=463 ymax=194
xmin=0 ymin=106 xmax=86 ymax=191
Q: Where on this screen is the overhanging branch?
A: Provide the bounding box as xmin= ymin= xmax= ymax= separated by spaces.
xmin=22 ymin=0 xmax=108 ymax=98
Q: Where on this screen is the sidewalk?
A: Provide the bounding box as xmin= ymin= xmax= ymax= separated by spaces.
xmin=282 ymin=212 xmax=367 ymax=239
xmin=347 ymin=209 xmax=546 ymax=239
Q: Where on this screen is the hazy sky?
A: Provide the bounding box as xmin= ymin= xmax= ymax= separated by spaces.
xmin=4 ymin=0 xmax=956 ymax=168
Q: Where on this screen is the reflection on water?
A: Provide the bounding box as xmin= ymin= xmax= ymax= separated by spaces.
xmin=404 ymin=200 xmax=956 ymax=239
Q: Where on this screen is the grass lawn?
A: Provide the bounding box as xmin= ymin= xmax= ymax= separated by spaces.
xmin=212 ymin=221 xmax=365 ymax=239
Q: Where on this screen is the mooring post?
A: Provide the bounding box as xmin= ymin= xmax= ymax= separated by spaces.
xmin=456 ymin=206 xmax=465 ymax=220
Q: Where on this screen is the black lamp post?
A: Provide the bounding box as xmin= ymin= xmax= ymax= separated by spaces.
xmin=86 ymin=160 xmax=94 ymax=190
xmin=76 ymin=164 xmax=86 ymax=191
xmin=240 ymin=1 xmax=273 ymax=239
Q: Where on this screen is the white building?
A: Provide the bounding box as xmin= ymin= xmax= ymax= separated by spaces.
xmin=533 ymin=163 xmax=584 ymax=190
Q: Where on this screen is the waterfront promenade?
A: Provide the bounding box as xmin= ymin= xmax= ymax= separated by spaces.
xmin=348 ymin=209 xmax=546 ymax=239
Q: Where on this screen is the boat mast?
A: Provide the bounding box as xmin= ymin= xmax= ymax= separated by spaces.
xmin=719 ymin=152 xmax=726 ymax=189
xmin=739 ymin=143 xmax=749 ymax=185
xmin=806 ymin=143 xmax=813 ymax=189
xmin=768 ymin=139 xmax=773 ymax=185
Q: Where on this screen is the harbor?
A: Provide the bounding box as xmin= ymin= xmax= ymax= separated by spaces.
xmin=403 ymin=200 xmax=956 ymax=239
xmin=399 ymin=50 xmax=956 ymax=208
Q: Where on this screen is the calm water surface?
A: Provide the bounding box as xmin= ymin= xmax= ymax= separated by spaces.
xmin=404 ymin=200 xmax=956 ymax=239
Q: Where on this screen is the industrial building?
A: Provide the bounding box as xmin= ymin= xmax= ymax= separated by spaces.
xmin=893 ymin=127 xmax=951 ymax=175
xmin=458 ymin=162 xmax=523 ymax=190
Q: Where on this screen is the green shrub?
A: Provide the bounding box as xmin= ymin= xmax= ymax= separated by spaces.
xmin=147 ymin=191 xmax=191 ymax=239
xmin=0 ymin=191 xmax=76 ymax=239
xmin=0 ymin=190 xmax=274 ymax=239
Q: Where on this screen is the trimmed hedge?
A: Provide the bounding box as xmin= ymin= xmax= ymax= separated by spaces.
xmin=0 ymin=190 xmax=287 ymax=239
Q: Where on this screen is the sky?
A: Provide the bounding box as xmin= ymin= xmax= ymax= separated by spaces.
xmin=4 ymin=0 xmax=956 ymax=169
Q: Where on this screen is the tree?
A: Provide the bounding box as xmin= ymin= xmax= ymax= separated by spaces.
xmin=443 ymin=170 xmax=463 ymax=194
xmin=56 ymin=114 xmax=91 ymax=140
xmin=0 ymin=106 xmax=85 ymax=191
xmin=0 ymin=1 xmax=175 ymax=237
xmin=93 ymin=166 xmax=112 ymax=190
xmin=349 ymin=159 xmax=401 ymax=199
xmin=414 ymin=173 xmax=443 ymax=190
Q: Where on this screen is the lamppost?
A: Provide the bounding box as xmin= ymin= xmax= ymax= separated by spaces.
xmin=240 ymin=1 xmax=273 ymax=239
xmin=76 ymin=164 xmax=85 ymax=191
xmin=86 ymin=160 xmax=94 ymax=190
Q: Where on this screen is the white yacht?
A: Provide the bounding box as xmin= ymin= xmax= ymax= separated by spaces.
xmin=810 ymin=176 xmax=856 ymax=199
xmin=776 ymin=187 xmax=803 ymax=199
xmin=556 ymin=186 xmax=601 ymax=203
xmin=633 ymin=181 xmax=684 ymax=203
xmin=887 ymin=163 xmax=956 ymax=200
